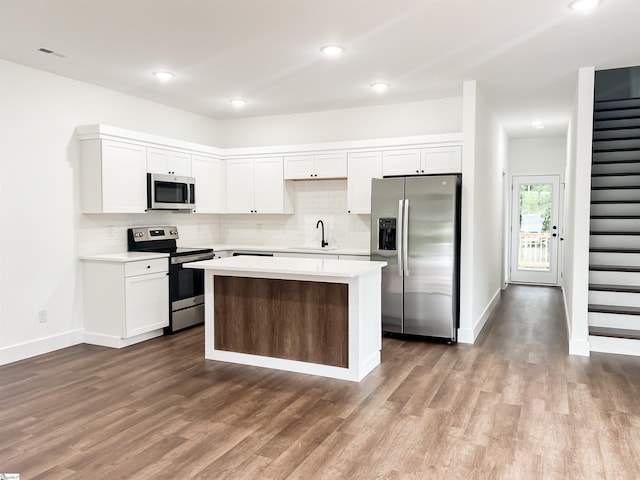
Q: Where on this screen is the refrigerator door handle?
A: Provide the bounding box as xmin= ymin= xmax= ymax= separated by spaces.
xmin=397 ymin=199 xmax=404 ymax=277
xmin=403 ymin=199 xmax=410 ymax=276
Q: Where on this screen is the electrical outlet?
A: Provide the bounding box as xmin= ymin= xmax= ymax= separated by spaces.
xmin=38 ymin=309 xmax=47 ymax=323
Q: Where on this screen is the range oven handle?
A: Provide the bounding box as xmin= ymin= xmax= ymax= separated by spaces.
xmin=171 ymin=253 xmax=214 ymax=265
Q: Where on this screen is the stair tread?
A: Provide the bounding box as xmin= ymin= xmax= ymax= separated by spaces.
xmin=589 ymin=283 xmax=640 ymax=293
xmin=589 ymin=247 xmax=640 ymax=253
xmin=595 ymin=97 xmax=640 ymax=108
xmin=591 ymin=173 xmax=640 ymax=177
xmin=591 ymin=200 xmax=640 ymax=204
xmin=593 ymin=148 xmax=640 ymax=153
xmin=590 ymin=264 xmax=640 ymax=272
xmin=592 ymin=159 xmax=640 ymax=165
xmin=589 ymin=231 xmax=640 ymax=236
xmin=590 ymin=216 xmax=640 ymax=220
xmin=589 ymin=326 xmax=640 ymax=340
xmin=589 ymin=304 xmax=640 ymax=315
xmin=591 ymin=185 xmax=640 ymax=190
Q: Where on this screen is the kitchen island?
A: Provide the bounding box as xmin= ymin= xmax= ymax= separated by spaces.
xmin=186 ymin=256 xmax=387 ymax=382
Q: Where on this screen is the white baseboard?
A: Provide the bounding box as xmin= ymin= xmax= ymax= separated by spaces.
xmin=590 ymin=335 xmax=640 ymax=357
xmin=0 ymin=329 xmax=84 ymax=366
xmin=561 ymin=286 xmax=591 ymax=357
xmin=569 ymin=339 xmax=591 ymax=356
xmin=83 ymin=329 xmax=164 ymax=348
xmin=457 ymin=289 xmax=501 ymax=344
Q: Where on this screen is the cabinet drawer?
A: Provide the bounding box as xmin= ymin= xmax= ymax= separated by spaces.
xmin=124 ymin=258 xmax=168 ymax=277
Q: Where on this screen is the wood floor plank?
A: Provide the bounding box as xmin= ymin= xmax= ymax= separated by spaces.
xmin=2 ymin=285 xmax=640 ymax=478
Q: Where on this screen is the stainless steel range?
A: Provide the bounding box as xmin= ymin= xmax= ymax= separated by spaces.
xmin=127 ymin=226 xmax=214 ymax=334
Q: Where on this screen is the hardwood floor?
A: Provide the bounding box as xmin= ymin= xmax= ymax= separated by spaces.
xmin=2 ymin=285 xmax=640 ymax=479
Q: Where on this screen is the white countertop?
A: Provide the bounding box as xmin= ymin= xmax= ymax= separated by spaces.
xmin=186 ymin=255 xmax=386 ymax=278
xmin=79 ymin=252 xmax=169 ymax=262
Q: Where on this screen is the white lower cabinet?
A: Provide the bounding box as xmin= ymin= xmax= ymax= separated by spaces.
xmin=124 ymin=271 xmax=169 ymax=337
xmin=82 ymin=257 xmax=169 ymax=348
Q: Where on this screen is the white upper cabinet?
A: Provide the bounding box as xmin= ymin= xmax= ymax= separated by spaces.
xmin=284 ymin=152 xmax=347 ymax=179
xmin=81 ymin=139 xmax=147 ymax=213
xmin=382 ymin=149 xmax=421 ymax=176
xmin=347 ymin=151 xmax=382 ymax=214
xmin=191 ymin=154 xmax=226 ymax=214
xmin=382 ymin=146 xmax=461 ymax=176
xmin=227 ymin=157 xmax=293 ymax=214
xmin=226 ymin=159 xmax=255 ymax=213
xmin=147 ymin=147 xmax=191 ymax=176
xmin=421 ymin=146 xmax=462 ymax=174
xmin=284 ymin=155 xmax=314 ymax=179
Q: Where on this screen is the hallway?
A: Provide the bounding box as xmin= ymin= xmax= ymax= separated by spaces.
xmin=1 ymin=285 xmax=640 ymax=478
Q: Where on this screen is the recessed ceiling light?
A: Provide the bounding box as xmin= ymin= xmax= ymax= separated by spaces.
xmin=153 ymin=71 xmax=175 ymax=82
xmin=530 ymin=120 xmax=545 ymax=129
xmin=320 ymin=45 xmax=345 ymax=56
xmin=230 ymin=98 xmax=248 ymax=107
xmin=569 ymin=0 xmax=601 ymax=12
xmin=371 ymin=83 xmax=390 ymax=93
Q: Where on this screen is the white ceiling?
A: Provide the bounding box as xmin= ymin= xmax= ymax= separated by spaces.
xmin=1 ymin=0 xmax=639 ymax=138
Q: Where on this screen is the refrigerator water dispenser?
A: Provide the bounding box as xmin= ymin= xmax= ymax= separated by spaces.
xmin=378 ymin=218 xmax=397 ymax=250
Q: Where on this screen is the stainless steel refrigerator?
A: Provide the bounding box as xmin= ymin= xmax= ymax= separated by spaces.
xmin=370 ymin=175 xmax=461 ymax=342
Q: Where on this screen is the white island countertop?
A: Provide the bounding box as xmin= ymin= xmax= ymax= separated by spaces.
xmin=186 ymin=255 xmax=386 ymax=278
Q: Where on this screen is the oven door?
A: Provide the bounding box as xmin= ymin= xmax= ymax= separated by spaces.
xmin=168 ymin=252 xmax=214 ymax=332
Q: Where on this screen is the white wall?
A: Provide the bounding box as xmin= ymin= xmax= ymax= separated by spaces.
xmin=458 ymin=81 xmax=508 ymax=343
xmin=0 ymin=59 xmax=221 ymax=364
xmin=216 ymin=97 xmax=463 ymax=147
xmin=509 ymin=137 xmax=567 ymax=176
xmin=562 ymin=67 xmax=594 ymax=357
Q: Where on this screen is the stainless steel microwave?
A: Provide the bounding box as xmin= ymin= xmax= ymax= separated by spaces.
xmin=147 ymin=173 xmax=196 ymax=211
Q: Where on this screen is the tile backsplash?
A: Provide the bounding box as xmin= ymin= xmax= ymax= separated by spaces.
xmin=219 ymin=179 xmax=370 ymax=249
xmin=77 ymin=179 xmax=371 ymax=255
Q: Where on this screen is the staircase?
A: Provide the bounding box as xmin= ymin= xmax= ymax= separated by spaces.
xmin=588 ymin=97 xmax=640 ymax=355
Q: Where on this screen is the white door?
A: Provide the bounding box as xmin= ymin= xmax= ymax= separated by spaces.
xmin=510 ymin=175 xmax=560 ymax=284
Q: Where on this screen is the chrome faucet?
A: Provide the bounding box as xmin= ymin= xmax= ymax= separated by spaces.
xmin=316 ymin=220 xmax=329 ymax=248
